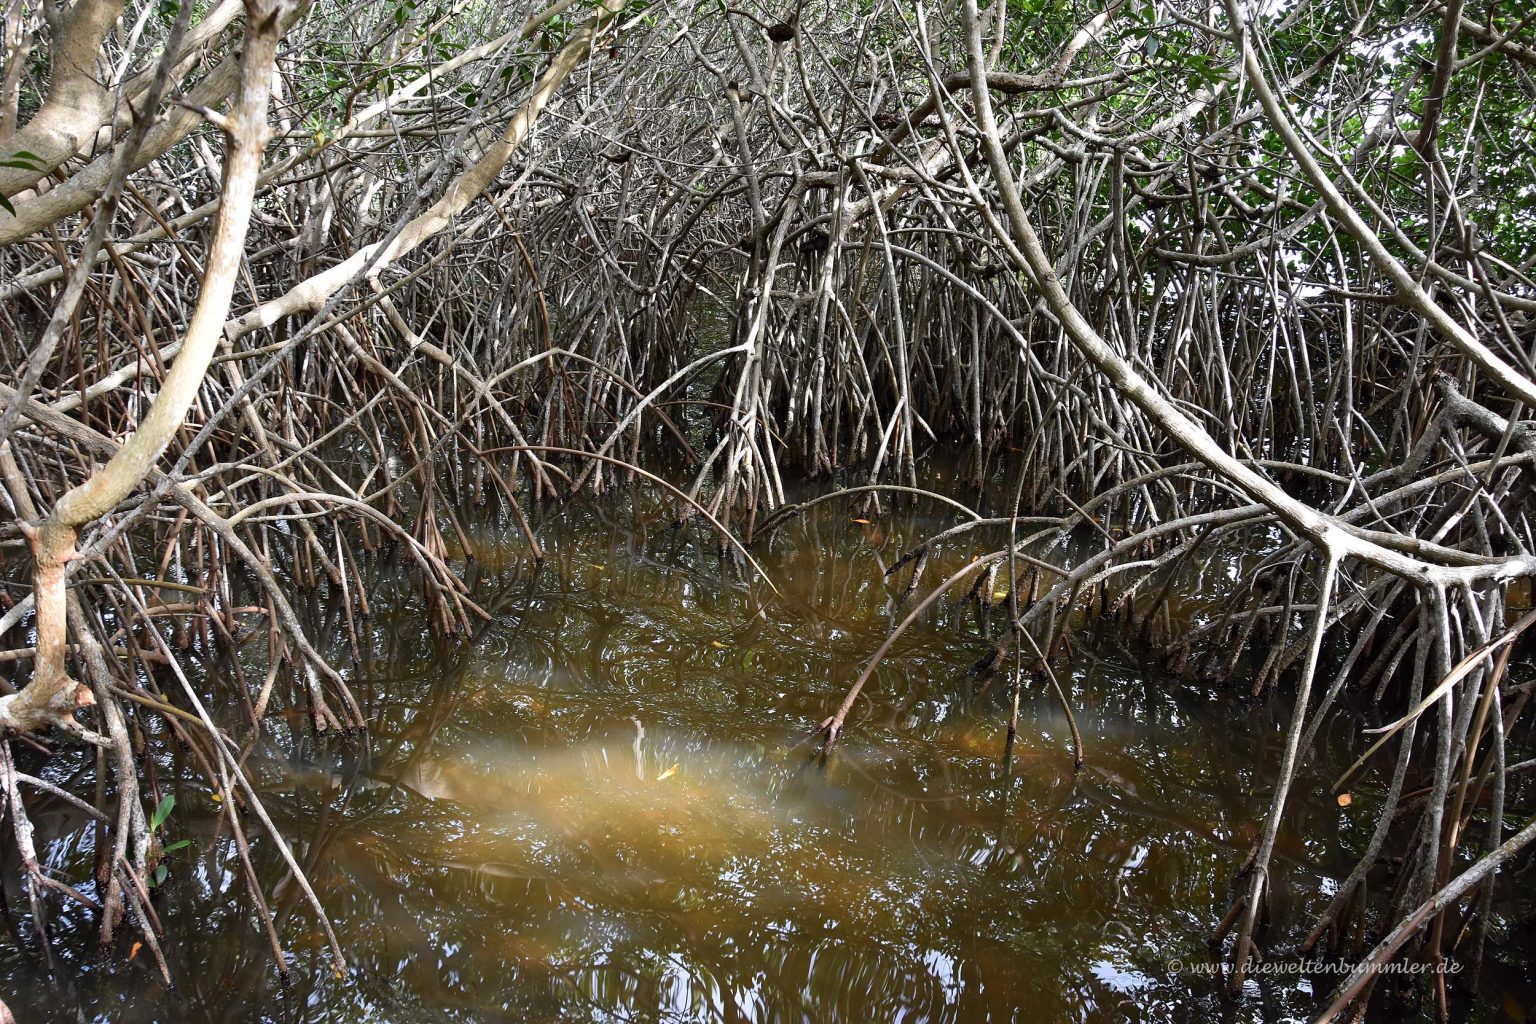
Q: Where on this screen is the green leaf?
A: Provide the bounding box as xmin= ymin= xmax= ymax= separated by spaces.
xmin=0 ymin=195 xmax=13 ymax=216
xmin=160 ymin=839 xmax=192 ymax=854
xmin=152 ymin=864 xmax=169 ymax=887
xmin=2 ymin=151 xmax=44 ymax=171
xmin=150 ymin=793 xmax=175 ymax=833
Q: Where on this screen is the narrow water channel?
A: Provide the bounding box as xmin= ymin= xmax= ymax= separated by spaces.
xmin=4 ymin=479 xmax=1531 ymax=1022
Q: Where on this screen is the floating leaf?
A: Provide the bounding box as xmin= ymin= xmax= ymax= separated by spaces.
xmin=655 ymin=764 xmax=679 ymax=781
xmin=129 ymin=941 xmax=142 ymax=961
xmin=1336 ymin=792 xmax=1352 ymax=808
xmin=710 ymin=640 xmax=726 ymax=649
xmin=851 ymin=517 xmax=871 ymax=524
xmin=993 ymin=590 xmax=1009 ymax=601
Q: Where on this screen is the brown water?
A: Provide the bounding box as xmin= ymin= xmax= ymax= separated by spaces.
xmin=3 ymin=481 xmax=1532 ymax=1022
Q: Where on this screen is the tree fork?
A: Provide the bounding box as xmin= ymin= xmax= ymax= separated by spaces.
xmin=0 ymin=0 xmax=290 ymax=739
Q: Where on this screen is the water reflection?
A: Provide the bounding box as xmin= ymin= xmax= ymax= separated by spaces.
xmin=1 ymin=483 xmax=1512 ymax=1022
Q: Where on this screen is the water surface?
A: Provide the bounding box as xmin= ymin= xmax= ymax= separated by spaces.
xmin=3 ymin=480 xmax=1529 ymax=1022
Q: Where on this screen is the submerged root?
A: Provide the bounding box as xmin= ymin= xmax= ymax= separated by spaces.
xmin=0 ymin=0 xmax=1533 ymax=1006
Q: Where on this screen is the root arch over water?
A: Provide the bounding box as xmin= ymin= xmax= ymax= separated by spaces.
xmin=0 ymin=0 xmax=1534 ymax=1015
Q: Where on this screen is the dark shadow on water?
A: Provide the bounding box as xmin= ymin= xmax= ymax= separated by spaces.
xmin=1 ymin=480 xmax=1528 ymax=1023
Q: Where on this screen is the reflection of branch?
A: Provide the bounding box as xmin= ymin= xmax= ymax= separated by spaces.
xmin=1319 ymin=814 xmax=1536 ymax=1020
xmin=481 ymin=444 xmax=779 ymax=596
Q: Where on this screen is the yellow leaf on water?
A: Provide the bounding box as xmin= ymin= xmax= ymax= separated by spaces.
xmin=993 ymin=590 xmax=1009 ymax=601
xmin=710 ymin=640 xmax=727 ymax=649
xmin=1336 ymin=793 xmax=1353 ymax=807
xmin=851 ymin=518 xmax=871 ymax=524
xmin=589 ymin=562 xmax=605 ymax=571
xmin=129 ymin=941 xmax=142 ymax=961
xmin=212 ymin=792 xmax=222 ymax=803
xmin=656 ymin=764 xmax=680 ymax=781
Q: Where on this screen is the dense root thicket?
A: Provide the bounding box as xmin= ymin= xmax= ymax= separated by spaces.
xmin=2 ymin=0 xmax=1535 ymax=1016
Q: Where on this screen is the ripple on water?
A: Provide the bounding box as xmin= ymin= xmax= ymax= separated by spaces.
xmin=1 ymin=488 xmax=1454 ymax=1022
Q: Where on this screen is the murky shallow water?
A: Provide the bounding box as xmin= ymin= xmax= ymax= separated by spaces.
xmin=3 ymin=479 xmax=1532 ymax=1022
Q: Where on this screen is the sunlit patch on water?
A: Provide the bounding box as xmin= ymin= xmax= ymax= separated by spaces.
xmin=5 ymin=483 xmax=1528 ymax=1022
